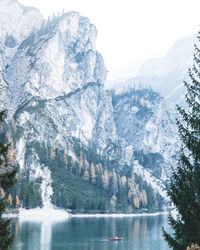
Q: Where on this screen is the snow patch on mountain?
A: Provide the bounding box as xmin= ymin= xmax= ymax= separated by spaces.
xmin=40 ymin=167 xmax=53 ymax=208
xmin=16 ymin=137 xmax=26 ymax=170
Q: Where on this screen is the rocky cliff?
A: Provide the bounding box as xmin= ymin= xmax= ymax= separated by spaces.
xmin=112 ymin=87 xmax=180 ymax=181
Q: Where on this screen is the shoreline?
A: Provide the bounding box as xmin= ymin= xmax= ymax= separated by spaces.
xmin=3 ymin=207 xmax=170 ymax=221
xmin=72 ymin=211 xmax=169 ymax=218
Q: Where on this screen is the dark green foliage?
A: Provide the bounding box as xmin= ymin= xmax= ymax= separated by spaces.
xmin=0 ymin=110 xmax=16 ymax=250
xmin=0 ymin=110 xmax=7 ymax=122
xmin=1 ymin=170 xmax=17 ymax=190
xmin=163 ymin=33 xmax=200 ymax=249
xmin=27 ymin=138 xmax=163 ymax=213
xmin=32 ymin=141 xmax=111 ymax=212
xmin=134 ymin=150 xmax=164 ymax=178
xmin=13 ymin=177 xmax=42 ymax=209
xmin=0 ymin=215 xmax=13 ymax=250
xmin=8 ymin=172 xmax=43 ymax=209
xmin=0 ymin=143 xmax=10 ymax=155
xmin=51 ymin=168 xmax=110 ymax=212
xmin=111 ymin=87 xmax=162 ymax=108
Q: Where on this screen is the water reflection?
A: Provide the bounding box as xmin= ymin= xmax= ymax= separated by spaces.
xmin=12 ymin=220 xmax=53 ymax=249
xmin=12 ymin=214 xmax=171 ymax=250
xmin=41 ymin=222 xmax=52 ymax=250
xmin=12 ymin=221 xmax=43 ymax=250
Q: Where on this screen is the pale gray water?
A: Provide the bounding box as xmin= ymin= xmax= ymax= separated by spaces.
xmin=11 ymin=214 xmax=171 ymax=250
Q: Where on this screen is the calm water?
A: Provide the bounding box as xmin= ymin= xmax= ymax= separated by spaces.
xmin=11 ymin=214 xmax=171 ymax=250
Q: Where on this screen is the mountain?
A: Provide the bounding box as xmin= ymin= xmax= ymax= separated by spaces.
xmin=0 ymin=0 xmax=167 ymax=213
xmin=104 ymin=35 xmax=195 ymax=187
xmin=111 ymin=87 xmax=179 ymax=181
xmin=0 ymin=0 xmax=43 ymax=109
xmin=0 ymin=0 xmax=42 ymax=67
xmin=107 ymin=34 xmax=195 ymax=104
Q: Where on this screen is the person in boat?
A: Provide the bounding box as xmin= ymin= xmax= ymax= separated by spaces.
xmin=109 ymin=235 xmax=123 ymax=241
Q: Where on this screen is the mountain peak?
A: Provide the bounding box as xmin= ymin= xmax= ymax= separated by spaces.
xmin=46 ymin=11 xmax=97 ymax=51
xmin=1 ymin=0 xmax=17 ymax=4
xmin=139 ymin=34 xmax=195 ymax=77
xmin=0 ymin=0 xmax=43 ymax=46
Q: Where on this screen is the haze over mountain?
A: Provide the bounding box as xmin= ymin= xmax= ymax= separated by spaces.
xmin=107 ymin=34 xmax=195 ymax=104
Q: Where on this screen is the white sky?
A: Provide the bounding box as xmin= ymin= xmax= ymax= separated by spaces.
xmin=19 ymin=0 xmax=200 ymax=80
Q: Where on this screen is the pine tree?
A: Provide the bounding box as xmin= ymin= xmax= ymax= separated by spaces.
xmin=0 ymin=110 xmax=17 ymax=250
xmin=163 ymin=33 xmax=200 ymax=249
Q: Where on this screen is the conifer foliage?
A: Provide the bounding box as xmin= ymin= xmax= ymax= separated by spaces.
xmin=163 ymin=33 xmax=200 ymax=249
xmin=0 ymin=110 xmax=17 ymax=250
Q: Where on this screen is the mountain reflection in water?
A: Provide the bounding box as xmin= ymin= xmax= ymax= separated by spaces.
xmin=12 ymin=213 xmax=171 ymax=250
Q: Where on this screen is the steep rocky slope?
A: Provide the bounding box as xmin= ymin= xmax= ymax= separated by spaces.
xmin=112 ymin=88 xmax=180 ymax=180
xmin=4 ymin=10 xmax=123 ymax=169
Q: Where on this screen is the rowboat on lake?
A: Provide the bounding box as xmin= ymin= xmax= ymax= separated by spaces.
xmin=109 ymin=237 xmax=123 ymax=241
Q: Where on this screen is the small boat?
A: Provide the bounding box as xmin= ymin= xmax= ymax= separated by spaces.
xmin=109 ymin=237 xmax=123 ymax=241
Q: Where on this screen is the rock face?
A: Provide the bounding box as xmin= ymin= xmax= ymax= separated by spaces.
xmin=112 ymin=88 xmax=180 ymax=180
xmin=5 ymin=10 xmax=119 ymax=161
xmin=0 ymin=0 xmax=176 ymax=211
xmin=0 ymin=0 xmax=43 ymax=67
xmin=0 ymin=0 xmax=43 ymax=109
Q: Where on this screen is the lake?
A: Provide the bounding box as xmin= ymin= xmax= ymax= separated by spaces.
xmin=11 ymin=212 xmax=171 ymax=250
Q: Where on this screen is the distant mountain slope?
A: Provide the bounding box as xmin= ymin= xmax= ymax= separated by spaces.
xmin=107 ymin=35 xmax=195 ymax=104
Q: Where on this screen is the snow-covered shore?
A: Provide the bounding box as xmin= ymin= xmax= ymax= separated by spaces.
xmin=4 ymin=208 xmax=169 ymax=222
xmin=3 ymin=207 xmax=70 ymax=222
